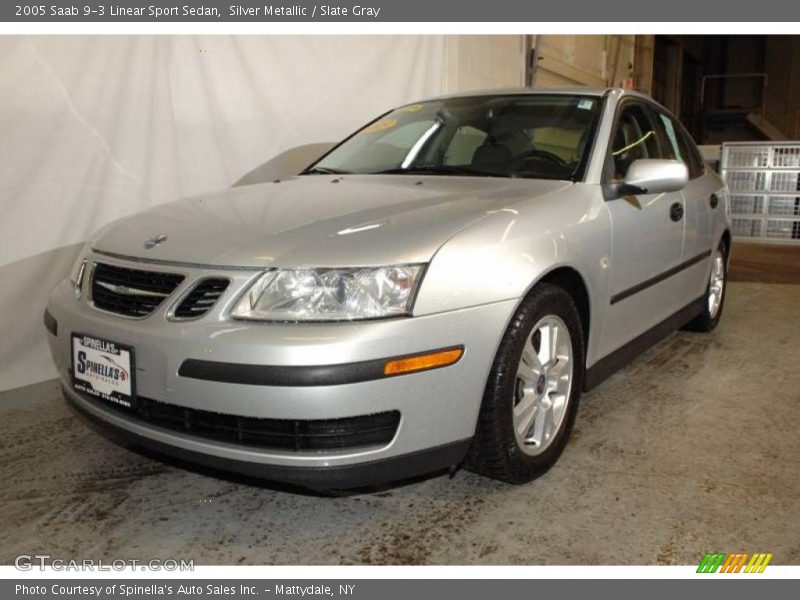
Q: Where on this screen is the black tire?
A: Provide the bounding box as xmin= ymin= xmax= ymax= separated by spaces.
xmin=683 ymin=240 xmax=728 ymax=333
xmin=465 ymin=283 xmax=585 ymax=484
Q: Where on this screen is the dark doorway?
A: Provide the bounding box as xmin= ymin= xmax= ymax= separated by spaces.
xmin=650 ymin=35 xmax=793 ymax=144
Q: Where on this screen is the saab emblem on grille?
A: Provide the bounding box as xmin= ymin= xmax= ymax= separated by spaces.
xmin=143 ymin=233 xmax=168 ymax=249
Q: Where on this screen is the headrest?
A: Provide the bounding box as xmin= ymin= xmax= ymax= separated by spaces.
xmin=472 ymin=143 xmax=512 ymax=168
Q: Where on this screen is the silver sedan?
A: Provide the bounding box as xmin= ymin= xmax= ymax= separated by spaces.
xmin=45 ymin=88 xmax=730 ymax=488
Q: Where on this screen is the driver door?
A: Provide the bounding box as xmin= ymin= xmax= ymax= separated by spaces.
xmin=598 ymin=101 xmax=687 ymax=358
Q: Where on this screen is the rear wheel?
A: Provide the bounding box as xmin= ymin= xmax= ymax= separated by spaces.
xmin=466 ymin=283 xmax=584 ymax=484
xmin=684 ymin=241 xmax=727 ymax=332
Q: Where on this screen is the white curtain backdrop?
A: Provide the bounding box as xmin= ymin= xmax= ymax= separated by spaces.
xmin=0 ymin=35 xmax=447 ymax=391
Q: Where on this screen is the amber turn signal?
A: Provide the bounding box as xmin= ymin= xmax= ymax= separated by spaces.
xmin=383 ymin=347 xmax=464 ymax=376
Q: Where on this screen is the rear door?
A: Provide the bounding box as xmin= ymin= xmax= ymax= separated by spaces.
xmin=598 ymin=100 xmax=687 ymax=358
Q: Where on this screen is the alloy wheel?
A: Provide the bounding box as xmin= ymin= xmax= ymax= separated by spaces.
xmin=708 ymin=249 xmax=725 ymax=319
xmin=513 ymin=315 xmax=574 ymax=456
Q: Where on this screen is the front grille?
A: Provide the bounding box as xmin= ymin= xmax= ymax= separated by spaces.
xmin=173 ymin=278 xmax=229 ymax=319
xmin=93 ymin=394 xmax=400 ymax=452
xmin=91 ymin=262 xmax=184 ymax=317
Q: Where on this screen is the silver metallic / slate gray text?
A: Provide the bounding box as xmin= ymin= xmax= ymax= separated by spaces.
xmin=228 ymin=5 xmax=382 ymax=18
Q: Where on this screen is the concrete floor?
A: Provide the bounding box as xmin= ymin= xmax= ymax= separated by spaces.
xmin=2 ymin=281 xmax=799 ymax=565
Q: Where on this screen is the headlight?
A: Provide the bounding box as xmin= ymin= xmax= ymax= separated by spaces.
xmin=231 ymin=265 xmax=424 ymax=321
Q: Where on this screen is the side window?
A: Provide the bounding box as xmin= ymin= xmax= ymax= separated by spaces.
xmin=653 ymin=111 xmax=705 ymax=179
xmin=444 ymin=126 xmax=488 ymax=165
xmin=677 ymin=123 xmax=706 ymax=179
xmin=609 ymin=103 xmax=661 ymax=179
xmin=654 ymin=112 xmax=683 ymax=161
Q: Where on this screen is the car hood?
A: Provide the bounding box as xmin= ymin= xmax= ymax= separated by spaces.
xmin=91 ymin=175 xmax=572 ymax=268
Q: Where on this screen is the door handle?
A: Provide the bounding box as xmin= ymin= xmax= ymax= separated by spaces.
xmin=710 ymin=193 xmax=719 ymax=209
xmin=670 ymin=202 xmax=684 ymax=222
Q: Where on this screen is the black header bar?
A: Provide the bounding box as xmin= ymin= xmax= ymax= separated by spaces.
xmin=4 ymin=0 xmax=800 ymax=22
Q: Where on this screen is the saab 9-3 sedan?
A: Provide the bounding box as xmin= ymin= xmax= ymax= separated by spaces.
xmin=46 ymin=88 xmax=730 ymax=488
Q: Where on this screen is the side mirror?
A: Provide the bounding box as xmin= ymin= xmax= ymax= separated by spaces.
xmin=233 ymin=142 xmax=337 ymax=187
xmin=613 ymin=159 xmax=688 ymax=198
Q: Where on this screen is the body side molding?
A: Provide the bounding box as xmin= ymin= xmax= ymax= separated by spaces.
xmin=585 ymin=295 xmax=705 ymax=391
xmin=610 ymin=250 xmax=711 ymax=305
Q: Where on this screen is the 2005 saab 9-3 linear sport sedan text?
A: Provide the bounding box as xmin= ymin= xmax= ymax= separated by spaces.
xmin=46 ymin=88 xmax=731 ymax=489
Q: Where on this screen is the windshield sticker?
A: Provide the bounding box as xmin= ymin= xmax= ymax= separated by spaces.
xmin=577 ymin=99 xmax=594 ymax=110
xmin=362 ymin=118 xmax=398 ymax=134
xmin=397 ymin=103 xmax=424 ymax=113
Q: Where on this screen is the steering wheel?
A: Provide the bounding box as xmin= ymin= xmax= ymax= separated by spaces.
xmin=512 ymin=148 xmax=569 ymax=170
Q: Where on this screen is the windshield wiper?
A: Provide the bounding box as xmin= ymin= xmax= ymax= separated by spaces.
xmin=303 ymin=166 xmax=353 ymax=175
xmin=370 ymin=165 xmax=509 ymax=178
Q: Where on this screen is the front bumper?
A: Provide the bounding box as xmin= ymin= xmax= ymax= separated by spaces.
xmin=63 ymin=385 xmax=472 ymax=489
xmin=46 ymin=255 xmax=517 ymax=487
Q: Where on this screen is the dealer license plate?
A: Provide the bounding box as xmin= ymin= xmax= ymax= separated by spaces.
xmin=72 ymin=333 xmax=136 ymax=409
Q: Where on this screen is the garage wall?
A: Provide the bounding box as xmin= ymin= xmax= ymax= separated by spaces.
xmin=0 ymin=35 xmax=452 ymax=392
xmin=532 ymin=35 xmax=635 ymax=89
xmin=444 ymin=35 xmax=526 ymax=92
xmin=765 ymin=37 xmax=800 ymax=138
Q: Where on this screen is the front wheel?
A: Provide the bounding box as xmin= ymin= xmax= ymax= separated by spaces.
xmin=684 ymin=241 xmax=727 ymax=332
xmin=465 ymin=283 xmax=584 ymax=484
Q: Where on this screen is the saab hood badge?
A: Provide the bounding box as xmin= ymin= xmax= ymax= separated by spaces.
xmin=143 ymin=234 xmax=168 ymax=249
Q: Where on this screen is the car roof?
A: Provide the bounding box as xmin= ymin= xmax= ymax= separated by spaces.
xmin=403 ymin=87 xmax=653 ymax=105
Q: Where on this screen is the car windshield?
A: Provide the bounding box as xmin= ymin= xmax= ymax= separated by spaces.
xmin=306 ymin=94 xmax=602 ymax=181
